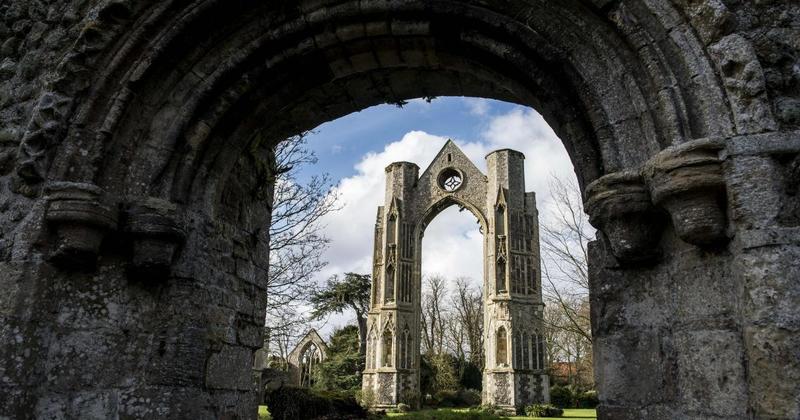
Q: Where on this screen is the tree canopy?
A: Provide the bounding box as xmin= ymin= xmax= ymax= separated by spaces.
xmin=313 ymin=325 xmax=364 ymax=392
xmin=310 ymin=273 xmax=371 ymax=355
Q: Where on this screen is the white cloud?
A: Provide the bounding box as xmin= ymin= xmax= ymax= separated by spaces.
xmin=421 ymin=206 xmax=484 ymax=286
xmin=480 ymin=108 xmax=577 ymax=225
xmin=315 ymin=131 xmax=452 ymax=282
xmin=463 ymin=98 xmax=491 ymax=116
xmin=314 ymin=103 xmax=578 ymax=334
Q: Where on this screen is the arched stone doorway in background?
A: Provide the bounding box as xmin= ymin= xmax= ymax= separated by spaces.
xmin=363 ymin=141 xmax=548 ymax=410
xmin=0 ymin=1 xmax=797 ymax=419
xmin=287 ymin=329 xmax=329 ymax=388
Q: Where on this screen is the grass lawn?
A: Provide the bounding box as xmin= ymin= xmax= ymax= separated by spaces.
xmin=525 ymin=409 xmax=596 ymax=419
xmin=259 ymin=405 xmax=595 ymax=419
xmin=386 ymin=408 xmax=596 ymax=419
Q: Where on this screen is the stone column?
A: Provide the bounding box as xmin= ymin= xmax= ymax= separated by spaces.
xmin=363 ymin=162 xmax=420 ymax=408
xmin=483 ymin=150 xmax=549 ymax=412
xmin=587 ymin=138 xmax=754 ymax=420
xmin=723 ymin=132 xmax=800 ymax=420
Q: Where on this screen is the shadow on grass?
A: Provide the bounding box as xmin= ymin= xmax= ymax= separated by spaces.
xmin=386 ymin=407 xmax=596 ymax=420
xmin=527 ymin=408 xmax=597 ymax=420
xmin=261 ymin=405 xmax=597 ymax=420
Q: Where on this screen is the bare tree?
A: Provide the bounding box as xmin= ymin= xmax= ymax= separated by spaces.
xmin=266 ymin=304 xmax=308 ymax=369
xmin=443 ymin=315 xmax=467 ymax=361
xmin=540 ymin=174 xmax=593 ymax=343
xmin=267 ymin=133 xmax=340 ymax=306
xmin=264 ymin=133 xmax=341 ymax=351
xmin=539 ymin=173 xmax=594 ymax=388
xmin=544 ymin=298 xmax=593 ymax=388
xmin=420 ymin=274 xmax=447 ymax=356
xmin=420 ymin=276 xmax=483 ymax=361
xmin=450 ymin=277 xmax=484 ymax=368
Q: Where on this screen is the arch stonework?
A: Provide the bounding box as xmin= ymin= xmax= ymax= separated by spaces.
xmin=287 ymin=329 xmax=328 ymax=388
xmin=363 ymin=141 xmax=549 ymax=410
xmin=0 ymin=1 xmax=798 ymax=419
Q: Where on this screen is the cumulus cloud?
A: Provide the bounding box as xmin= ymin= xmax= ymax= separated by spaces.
xmin=313 ymin=102 xmax=577 ymax=331
xmin=463 ymin=97 xmax=492 ymax=116
xmin=316 ymin=131 xmax=454 ymax=281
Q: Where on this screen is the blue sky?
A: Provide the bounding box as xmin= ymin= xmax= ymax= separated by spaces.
xmin=302 ymin=98 xmax=519 ymax=183
xmin=293 ymin=97 xmax=578 ymax=338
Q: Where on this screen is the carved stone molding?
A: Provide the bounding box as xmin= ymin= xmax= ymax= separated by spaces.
xmin=585 ymin=171 xmax=662 ymax=264
xmin=16 ymin=1 xmax=137 ymax=185
xmin=643 ymin=138 xmax=728 ymax=247
xmin=45 ymin=182 xmax=118 ymax=269
xmin=124 ymin=197 xmax=185 ymax=278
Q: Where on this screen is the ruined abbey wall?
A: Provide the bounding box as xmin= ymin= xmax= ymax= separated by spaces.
xmin=0 ymin=1 xmax=798 ymax=418
xmin=363 ymin=141 xmax=549 ymax=411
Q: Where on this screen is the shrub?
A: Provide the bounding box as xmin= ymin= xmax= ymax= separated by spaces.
xmin=464 ymin=407 xmax=509 ymax=419
xmin=577 ymin=390 xmax=599 ymax=408
xmin=475 ymin=404 xmax=508 ymax=416
xmin=433 ymin=390 xmax=459 ymax=407
xmin=400 ymin=388 xmax=420 ymax=407
xmin=458 ymin=361 xmax=483 ymax=390
xmin=397 ymin=403 xmax=411 ymax=412
xmin=525 ymin=403 xmax=564 ymax=417
xmin=429 ymin=354 xmax=459 ymax=391
xmin=548 ymin=385 xmax=574 ymax=408
xmin=430 ymin=389 xmax=482 ymax=407
xmin=458 ymin=389 xmax=482 ymax=407
xmin=355 ymin=388 xmax=375 ymax=410
xmin=396 ymin=407 xmax=507 ymax=420
xmin=264 ymin=387 xmax=367 ymax=419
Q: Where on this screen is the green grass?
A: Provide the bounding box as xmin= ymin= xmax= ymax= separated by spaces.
xmin=527 ymin=409 xmax=596 ymax=419
xmin=386 ymin=408 xmax=500 ymax=420
xmin=386 ymin=407 xmax=596 ymax=420
xmin=385 ymin=408 xmax=501 ymax=420
xmin=261 ymin=405 xmax=595 ymax=420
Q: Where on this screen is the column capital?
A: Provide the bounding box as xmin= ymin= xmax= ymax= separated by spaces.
xmin=44 ymin=181 xmax=118 ymax=269
xmin=643 ymin=138 xmax=728 ymax=247
xmin=123 ymin=197 xmax=185 ymax=278
xmin=585 ymin=171 xmax=662 ymax=264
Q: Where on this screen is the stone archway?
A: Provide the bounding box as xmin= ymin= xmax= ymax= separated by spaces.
xmin=0 ymin=1 xmax=797 ymax=419
xmin=287 ymin=329 xmax=329 ymax=388
xmin=362 ymin=140 xmax=549 ymax=410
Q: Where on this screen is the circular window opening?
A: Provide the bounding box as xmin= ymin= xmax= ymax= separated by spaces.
xmin=438 ymin=168 xmax=464 ymax=192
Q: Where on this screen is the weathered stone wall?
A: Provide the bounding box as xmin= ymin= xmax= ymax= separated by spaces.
xmin=0 ymin=154 xmax=272 ymax=418
xmin=0 ymin=1 xmax=797 ymax=419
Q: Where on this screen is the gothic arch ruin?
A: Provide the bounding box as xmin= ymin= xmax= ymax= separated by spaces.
xmin=0 ymin=1 xmax=798 ymax=419
xmin=287 ymin=329 xmax=328 ymax=388
xmin=363 ymin=141 xmax=549 ymax=410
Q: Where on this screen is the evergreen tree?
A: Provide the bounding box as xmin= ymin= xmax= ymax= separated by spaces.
xmin=310 ymin=273 xmax=371 ymax=356
xmin=313 ymin=326 xmax=365 ymax=392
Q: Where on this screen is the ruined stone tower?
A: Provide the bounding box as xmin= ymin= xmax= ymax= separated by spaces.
xmin=362 ymin=141 xmax=549 ymax=411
